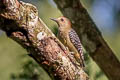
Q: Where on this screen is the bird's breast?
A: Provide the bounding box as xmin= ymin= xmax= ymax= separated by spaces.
xmin=57 ymin=30 xmax=68 ymax=44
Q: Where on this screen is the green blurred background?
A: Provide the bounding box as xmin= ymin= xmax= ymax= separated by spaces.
xmin=0 ymin=0 xmax=120 ymax=80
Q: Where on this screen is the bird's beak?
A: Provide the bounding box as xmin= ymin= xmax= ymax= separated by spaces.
xmin=50 ymin=18 xmax=58 ymax=22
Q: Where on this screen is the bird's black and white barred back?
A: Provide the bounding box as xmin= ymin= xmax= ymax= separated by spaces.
xmin=69 ymin=28 xmax=85 ymax=66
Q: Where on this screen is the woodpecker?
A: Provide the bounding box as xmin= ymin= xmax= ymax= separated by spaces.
xmin=51 ymin=16 xmax=85 ymax=68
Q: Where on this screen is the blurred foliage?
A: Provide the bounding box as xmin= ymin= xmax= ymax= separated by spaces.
xmin=0 ymin=0 xmax=120 ymax=80
xmin=10 ymin=56 xmax=51 ymax=80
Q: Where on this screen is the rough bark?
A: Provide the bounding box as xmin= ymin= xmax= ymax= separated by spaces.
xmin=53 ymin=0 xmax=120 ymax=80
xmin=0 ymin=0 xmax=88 ymax=80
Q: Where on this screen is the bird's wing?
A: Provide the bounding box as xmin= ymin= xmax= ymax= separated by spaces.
xmin=69 ymin=29 xmax=85 ymax=66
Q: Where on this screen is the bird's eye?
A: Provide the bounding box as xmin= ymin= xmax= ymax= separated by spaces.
xmin=61 ymin=18 xmax=64 ymax=22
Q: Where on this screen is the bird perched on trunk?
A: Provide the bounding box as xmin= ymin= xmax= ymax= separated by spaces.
xmin=51 ymin=16 xmax=85 ymax=68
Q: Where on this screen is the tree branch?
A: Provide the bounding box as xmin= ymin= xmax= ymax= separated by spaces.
xmin=0 ymin=0 xmax=88 ymax=80
xmin=53 ymin=0 xmax=120 ymax=80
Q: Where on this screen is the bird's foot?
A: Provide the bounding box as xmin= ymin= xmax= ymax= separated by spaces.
xmin=70 ymin=52 xmax=74 ymax=55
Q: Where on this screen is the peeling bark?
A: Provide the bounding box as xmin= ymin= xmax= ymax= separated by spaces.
xmin=53 ymin=0 xmax=120 ymax=80
xmin=0 ymin=0 xmax=88 ymax=80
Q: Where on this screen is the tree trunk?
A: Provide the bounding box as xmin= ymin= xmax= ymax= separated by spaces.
xmin=53 ymin=0 xmax=120 ymax=80
xmin=0 ymin=0 xmax=88 ymax=80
